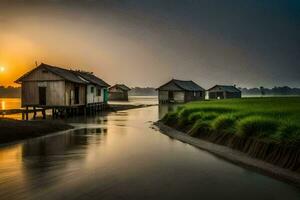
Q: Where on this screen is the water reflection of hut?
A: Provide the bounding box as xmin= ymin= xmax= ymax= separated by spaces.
xmin=159 ymin=104 xmax=181 ymax=119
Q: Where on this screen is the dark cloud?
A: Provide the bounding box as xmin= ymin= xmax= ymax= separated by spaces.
xmin=1 ymin=0 xmax=300 ymax=87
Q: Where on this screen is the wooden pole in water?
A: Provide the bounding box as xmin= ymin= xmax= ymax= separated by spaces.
xmin=42 ymin=109 xmax=46 ymax=119
xmin=25 ymin=106 xmax=29 ymax=120
xmin=33 ymin=107 xmax=36 ymax=119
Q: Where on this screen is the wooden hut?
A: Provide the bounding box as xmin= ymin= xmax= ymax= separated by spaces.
xmin=208 ymin=85 xmax=241 ymax=99
xmin=157 ymin=79 xmax=205 ymax=103
xmin=15 ymin=63 xmax=110 ymax=117
xmin=109 ymin=84 xmax=131 ymax=101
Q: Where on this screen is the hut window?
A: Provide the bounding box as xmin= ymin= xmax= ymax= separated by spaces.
xmin=42 ymin=69 xmax=48 ymax=73
xmin=91 ymin=87 xmax=94 ymax=93
xmin=97 ymin=89 xmax=101 ymax=96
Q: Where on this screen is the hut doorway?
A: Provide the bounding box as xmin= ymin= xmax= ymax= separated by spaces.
xmin=216 ymin=92 xmax=224 ymax=99
xmin=74 ymin=86 xmax=80 ymax=104
xmin=39 ymin=87 xmax=46 ymax=105
xmin=168 ymin=91 xmax=174 ymax=101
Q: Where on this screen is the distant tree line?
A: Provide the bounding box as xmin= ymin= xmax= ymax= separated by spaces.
xmin=128 ymin=87 xmax=157 ymax=96
xmin=1 ymin=85 xmax=299 ymax=98
xmin=0 ymin=86 xmax=21 ymax=98
xmin=0 ymin=86 xmax=159 ymax=97
xmin=239 ymin=86 xmax=300 ymax=96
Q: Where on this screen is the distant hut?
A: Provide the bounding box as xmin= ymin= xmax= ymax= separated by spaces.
xmin=109 ymin=84 xmax=131 ymax=101
xmin=157 ymin=79 xmax=205 ymax=103
xmin=208 ymin=85 xmax=241 ymax=99
xmin=15 ymin=63 xmax=110 ymax=109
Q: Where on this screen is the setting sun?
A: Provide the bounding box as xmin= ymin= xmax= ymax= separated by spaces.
xmin=0 ymin=66 xmax=5 ymax=72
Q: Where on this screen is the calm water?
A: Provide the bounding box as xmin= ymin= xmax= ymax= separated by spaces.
xmin=0 ymin=98 xmax=299 ymax=199
xmin=0 ymin=97 xmax=158 ymax=110
xmin=0 ymin=97 xmax=158 ymax=120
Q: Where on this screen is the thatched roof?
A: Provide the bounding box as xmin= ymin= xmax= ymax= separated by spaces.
xmin=16 ymin=63 xmax=109 ymax=87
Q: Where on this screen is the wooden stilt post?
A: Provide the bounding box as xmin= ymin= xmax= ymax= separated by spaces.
xmin=42 ymin=109 xmax=46 ymax=119
xmin=25 ymin=106 xmax=29 ymax=120
xmin=33 ymin=106 xmax=36 ymax=119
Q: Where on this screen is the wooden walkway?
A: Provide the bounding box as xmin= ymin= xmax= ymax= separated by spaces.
xmin=0 ymin=108 xmax=46 ymax=120
xmin=0 ymin=103 xmax=108 ymax=120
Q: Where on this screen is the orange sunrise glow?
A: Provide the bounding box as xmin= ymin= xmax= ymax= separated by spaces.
xmin=0 ymin=1 xmax=300 ymax=200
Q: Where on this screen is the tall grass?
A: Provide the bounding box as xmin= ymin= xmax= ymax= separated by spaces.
xmin=212 ymin=114 xmax=237 ymax=134
xmin=236 ymin=116 xmax=279 ymax=138
xmin=162 ymin=97 xmax=300 ymax=144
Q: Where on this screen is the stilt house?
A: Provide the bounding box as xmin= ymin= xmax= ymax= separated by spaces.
xmin=15 ymin=63 xmax=110 ymax=108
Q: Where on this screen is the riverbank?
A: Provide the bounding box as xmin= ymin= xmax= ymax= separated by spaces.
xmin=162 ymin=97 xmax=300 ymax=170
xmin=155 ymin=121 xmax=300 ymax=187
xmin=163 ymin=97 xmax=300 ymax=143
xmin=0 ymin=118 xmax=73 ymax=145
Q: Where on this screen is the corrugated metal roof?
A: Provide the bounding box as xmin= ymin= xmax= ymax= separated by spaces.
xmin=41 ymin=64 xmax=87 ymax=84
xmin=74 ymin=71 xmax=110 ymax=87
xmin=16 ymin=63 xmax=109 ymax=87
xmin=208 ymin=85 xmax=241 ymax=92
xmin=157 ymin=79 xmax=205 ymax=91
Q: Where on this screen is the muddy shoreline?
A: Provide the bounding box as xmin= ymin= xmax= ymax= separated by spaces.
xmin=155 ymin=121 xmax=300 ymax=187
xmin=0 ymin=104 xmax=156 ymax=145
xmin=0 ymin=118 xmax=73 ymax=145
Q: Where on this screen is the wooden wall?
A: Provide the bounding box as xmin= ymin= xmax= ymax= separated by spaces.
xmin=208 ymin=91 xmax=241 ymax=99
xmin=208 ymin=91 xmax=224 ymax=99
xmin=86 ymin=85 xmax=105 ymax=104
xmin=20 ymin=67 xmax=88 ymax=107
xmin=173 ymin=91 xmax=185 ymax=102
xmin=185 ymin=91 xmax=205 ymax=102
xmin=109 ymin=91 xmax=129 ymax=101
xmin=65 ymin=82 xmax=86 ymax=106
xmin=159 ymin=90 xmax=204 ymax=103
xmin=21 ymin=81 xmax=65 ymax=107
xmin=225 ymin=91 xmax=241 ymax=99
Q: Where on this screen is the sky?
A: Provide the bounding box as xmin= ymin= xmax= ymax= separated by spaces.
xmin=0 ymin=0 xmax=299 ymax=88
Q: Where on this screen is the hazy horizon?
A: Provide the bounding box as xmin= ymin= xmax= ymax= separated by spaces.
xmin=0 ymin=0 xmax=299 ymax=88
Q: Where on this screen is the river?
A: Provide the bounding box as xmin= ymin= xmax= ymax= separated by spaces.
xmin=0 ymin=97 xmax=299 ymax=199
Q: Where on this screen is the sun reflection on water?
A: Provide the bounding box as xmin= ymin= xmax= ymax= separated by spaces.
xmin=1 ymin=100 xmax=5 ymax=110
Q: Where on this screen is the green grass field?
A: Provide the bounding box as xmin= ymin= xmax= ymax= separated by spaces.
xmin=162 ymin=97 xmax=300 ymax=144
